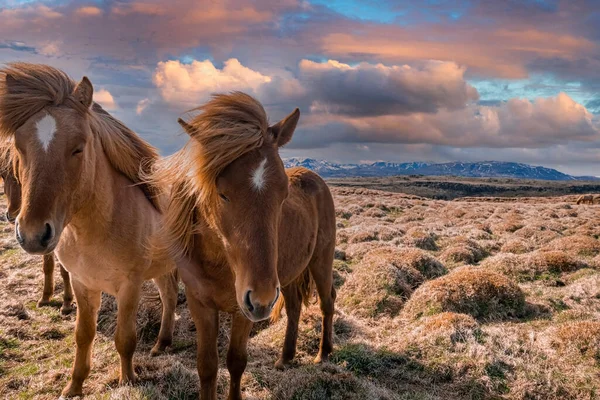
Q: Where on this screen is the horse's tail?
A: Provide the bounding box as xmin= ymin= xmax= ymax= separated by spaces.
xmin=270 ymin=268 xmax=315 ymax=323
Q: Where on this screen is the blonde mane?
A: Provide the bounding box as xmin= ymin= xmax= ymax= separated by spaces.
xmin=0 ymin=62 xmax=162 ymax=210
xmin=151 ymin=92 xmax=268 ymax=258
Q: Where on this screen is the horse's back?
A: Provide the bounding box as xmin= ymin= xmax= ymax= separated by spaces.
xmin=276 ymin=167 xmax=334 ymax=285
xmin=286 ymin=167 xmax=334 ymax=220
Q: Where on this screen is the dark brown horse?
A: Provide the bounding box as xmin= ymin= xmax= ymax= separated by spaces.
xmin=151 ymin=92 xmax=336 ymax=399
xmin=0 ymin=149 xmax=73 ymax=313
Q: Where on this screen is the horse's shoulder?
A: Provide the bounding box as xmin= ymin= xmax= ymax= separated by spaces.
xmin=286 ymin=167 xmax=326 ymax=195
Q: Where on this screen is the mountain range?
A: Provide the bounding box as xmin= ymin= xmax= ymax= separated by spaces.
xmin=283 ymin=158 xmax=599 ymax=181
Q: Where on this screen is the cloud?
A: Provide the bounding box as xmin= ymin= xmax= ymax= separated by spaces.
xmin=299 ymin=59 xmax=479 ymax=116
xmin=292 ymin=92 xmax=599 ymax=149
xmin=320 ymin=27 xmax=595 ymax=79
xmin=136 ymin=98 xmax=151 ymax=115
xmin=94 ymin=89 xmax=118 ymax=110
xmin=148 ymin=56 xmax=599 ymax=152
xmin=0 ymin=0 xmax=302 ymax=64
xmin=75 ymin=6 xmax=103 ymax=17
xmin=153 ymin=58 xmax=272 ymax=106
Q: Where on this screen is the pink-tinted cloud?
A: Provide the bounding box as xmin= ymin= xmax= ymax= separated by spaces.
xmin=94 ymin=88 xmax=118 ymax=110
xmin=153 ymin=59 xmax=272 ymax=106
xmin=320 ymin=27 xmax=595 ymax=79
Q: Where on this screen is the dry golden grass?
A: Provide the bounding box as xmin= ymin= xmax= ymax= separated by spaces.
xmin=3 ymin=185 xmax=600 ymax=399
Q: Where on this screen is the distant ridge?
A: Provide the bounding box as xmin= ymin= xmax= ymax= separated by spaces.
xmin=283 ymin=158 xmax=599 ymax=181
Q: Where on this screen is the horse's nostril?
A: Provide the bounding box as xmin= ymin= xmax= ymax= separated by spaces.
xmin=244 ymin=290 xmax=254 ymax=313
xmin=40 ymin=223 xmax=53 ymax=246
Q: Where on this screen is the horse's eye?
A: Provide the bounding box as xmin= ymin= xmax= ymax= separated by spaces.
xmin=72 ymin=148 xmax=83 ymax=156
xmin=219 ymin=193 xmax=230 ymax=202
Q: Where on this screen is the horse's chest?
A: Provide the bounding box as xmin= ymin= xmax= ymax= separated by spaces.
xmin=56 ymin=233 xmax=148 ymax=295
xmin=179 ymin=261 xmax=238 ymax=312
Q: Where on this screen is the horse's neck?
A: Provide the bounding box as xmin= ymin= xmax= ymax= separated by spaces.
xmin=67 ymin=147 xmax=118 ymax=236
xmin=195 ymin=219 xmax=229 ymax=267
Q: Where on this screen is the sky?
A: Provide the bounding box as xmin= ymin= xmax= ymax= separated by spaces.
xmin=1 ymin=0 xmax=600 ymax=175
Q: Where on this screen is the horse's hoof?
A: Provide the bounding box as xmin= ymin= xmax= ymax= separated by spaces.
xmin=274 ymin=358 xmax=291 ymax=370
xmin=313 ymin=354 xmax=329 ymax=364
xmin=119 ymin=373 xmax=138 ymax=386
xmin=61 ymin=383 xmax=82 ymax=398
xmin=37 ymin=299 xmax=52 ymax=308
xmin=150 ymin=345 xmax=164 ymax=357
xmin=150 ymin=340 xmax=171 ymax=356
xmin=60 ymin=304 xmax=74 ymax=315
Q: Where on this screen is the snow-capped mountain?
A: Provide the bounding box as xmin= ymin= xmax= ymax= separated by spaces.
xmin=282 ymin=158 xmax=598 ymax=181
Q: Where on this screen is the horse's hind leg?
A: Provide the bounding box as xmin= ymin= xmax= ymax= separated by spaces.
xmin=59 ymin=264 xmax=74 ymax=315
xmin=307 ymin=243 xmax=336 ymax=364
xmin=61 ymin=280 xmax=101 ymax=398
xmin=37 ymin=254 xmax=55 ymax=307
xmin=275 ymin=285 xmax=301 ymax=370
xmin=151 ymin=269 xmax=178 ymax=355
xmin=115 ymin=283 xmax=142 ymax=385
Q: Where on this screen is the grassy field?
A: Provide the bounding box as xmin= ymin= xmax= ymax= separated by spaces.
xmin=327 ymin=175 xmax=600 ymax=200
xmin=1 ymin=183 xmax=600 ymax=399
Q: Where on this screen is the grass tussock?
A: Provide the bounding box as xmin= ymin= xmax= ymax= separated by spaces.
xmin=480 ymin=250 xmax=588 ymax=282
xmin=402 ymin=268 xmax=526 ymax=320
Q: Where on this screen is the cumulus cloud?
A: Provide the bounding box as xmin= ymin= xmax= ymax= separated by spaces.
xmin=299 ymin=59 xmax=479 ymax=116
xmin=94 ymin=89 xmax=118 ymax=110
xmin=292 ymin=92 xmax=599 ymax=149
xmin=153 ymin=59 xmax=272 ymax=105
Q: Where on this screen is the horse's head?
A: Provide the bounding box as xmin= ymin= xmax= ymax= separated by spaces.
xmin=5 ymin=74 xmax=96 ymax=254
xmin=180 ymin=95 xmax=300 ymax=321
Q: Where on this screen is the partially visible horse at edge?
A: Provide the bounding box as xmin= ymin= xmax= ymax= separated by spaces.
xmin=0 ymin=63 xmax=179 ymax=398
xmin=150 ymin=92 xmax=336 ymax=400
xmin=0 ymin=146 xmax=73 ymax=314
xmin=577 ymin=194 xmax=595 ymax=205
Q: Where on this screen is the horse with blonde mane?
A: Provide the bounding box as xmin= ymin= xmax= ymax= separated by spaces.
xmin=152 ymin=92 xmax=336 ymax=400
xmin=0 ymin=63 xmax=179 ymax=398
xmin=0 ymin=147 xmax=73 ymax=314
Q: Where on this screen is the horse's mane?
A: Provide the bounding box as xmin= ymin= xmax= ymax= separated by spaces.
xmin=150 ymin=92 xmax=268 ymax=258
xmin=0 ymin=62 xmax=162 ymax=210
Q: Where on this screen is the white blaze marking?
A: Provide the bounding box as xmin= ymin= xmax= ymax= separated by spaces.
xmin=35 ymin=114 xmax=57 ymax=152
xmin=251 ymin=158 xmax=268 ymax=191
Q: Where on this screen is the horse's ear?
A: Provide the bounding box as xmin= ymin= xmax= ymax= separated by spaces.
xmin=178 ymin=118 xmax=196 ymax=136
xmin=270 ymin=108 xmax=299 ymax=148
xmin=73 ymin=76 xmax=93 ymax=109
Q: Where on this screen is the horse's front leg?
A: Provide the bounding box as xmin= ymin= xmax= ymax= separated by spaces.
xmin=37 ymin=253 xmax=55 ymax=307
xmin=115 ymin=283 xmax=141 ymax=385
xmin=227 ymin=312 xmax=253 ymax=400
xmin=61 ymin=279 xmax=101 ymax=398
xmin=187 ymin=293 xmax=219 ymax=400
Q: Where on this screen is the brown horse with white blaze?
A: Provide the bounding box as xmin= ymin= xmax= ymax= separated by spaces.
xmin=151 ymin=92 xmax=336 ymax=399
xmin=0 ymin=147 xmax=73 ymax=313
xmin=0 ymin=63 xmax=179 ymax=398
